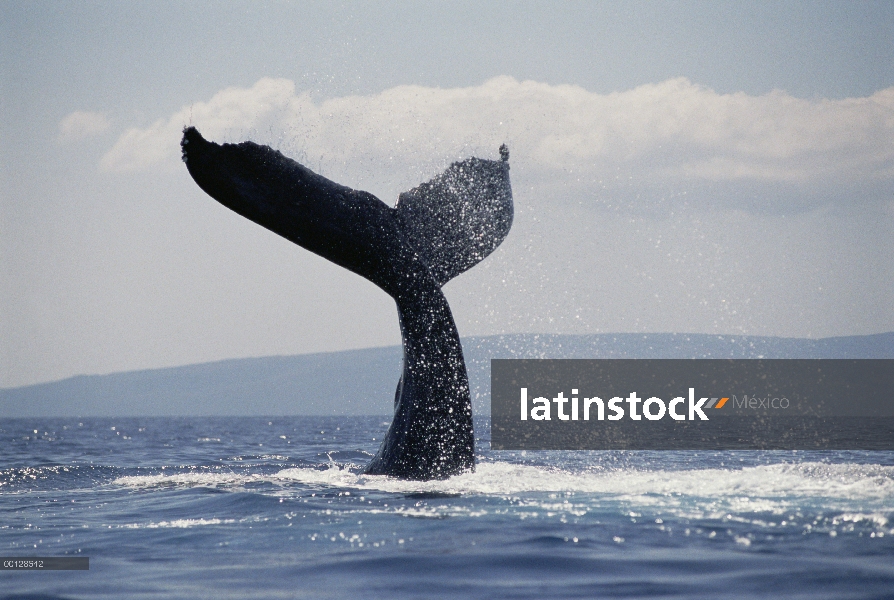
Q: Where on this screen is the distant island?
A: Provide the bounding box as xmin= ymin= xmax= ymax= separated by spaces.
xmin=2 ymin=332 xmax=891 ymax=418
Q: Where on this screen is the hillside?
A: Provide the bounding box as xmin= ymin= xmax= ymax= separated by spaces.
xmin=2 ymin=332 xmax=891 ymax=417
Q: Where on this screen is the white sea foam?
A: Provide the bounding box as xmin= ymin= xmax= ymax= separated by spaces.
xmin=109 ymin=461 xmax=894 ymax=532
xmin=113 ymin=461 xmax=894 ymax=502
xmin=113 ymin=472 xmax=259 ymax=487
xmin=120 ymin=518 xmax=236 ymax=529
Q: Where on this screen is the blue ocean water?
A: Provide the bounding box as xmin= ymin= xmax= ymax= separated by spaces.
xmin=2 ymin=416 xmax=893 ymax=599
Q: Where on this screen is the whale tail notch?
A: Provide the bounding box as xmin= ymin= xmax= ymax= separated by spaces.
xmin=181 ymin=126 xmax=513 ymax=480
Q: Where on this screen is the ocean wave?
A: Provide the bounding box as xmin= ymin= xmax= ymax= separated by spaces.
xmin=120 ymin=518 xmax=236 ymax=529
xmin=112 ymin=461 xmax=894 ymax=501
xmin=108 ymin=461 xmax=894 ymax=537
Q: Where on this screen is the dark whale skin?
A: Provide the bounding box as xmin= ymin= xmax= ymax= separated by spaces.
xmin=181 ymin=126 xmax=512 ymax=480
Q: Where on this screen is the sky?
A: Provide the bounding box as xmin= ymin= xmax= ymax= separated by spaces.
xmin=1 ymin=1 xmax=893 ymax=388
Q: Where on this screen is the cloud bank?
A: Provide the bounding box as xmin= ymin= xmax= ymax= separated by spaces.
xmin=100 ymin=76 xmax=894 ymax=209
xmin=58 ymin=110 xmax=110 ymax=143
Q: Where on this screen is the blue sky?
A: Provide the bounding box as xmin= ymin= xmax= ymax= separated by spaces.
xmin=2 ymin=1 xmax=893 ymax=387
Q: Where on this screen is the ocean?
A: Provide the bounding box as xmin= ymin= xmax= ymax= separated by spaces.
xmin=2 ymin=416 xmax=893 ymax=599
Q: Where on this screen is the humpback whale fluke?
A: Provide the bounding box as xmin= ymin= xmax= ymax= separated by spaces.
xmin=181 ymin=126 xmax=513 ymax=480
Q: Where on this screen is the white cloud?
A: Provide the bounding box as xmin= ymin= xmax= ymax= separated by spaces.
xmin=99 ymin=78 xmax=297 ymax=172
xmin=100 ymin=77 xmax=894 ymax=204
xmin=57 ymin=110 xmax=110 ymax=143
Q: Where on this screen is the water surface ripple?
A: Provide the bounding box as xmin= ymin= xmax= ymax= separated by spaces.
xmin=2 ymin=417 xmax=892 ymax=599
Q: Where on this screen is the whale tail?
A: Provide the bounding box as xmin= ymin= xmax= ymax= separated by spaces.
xmin=395 ymin=153 xmax=512 ymax=286
xmin=181 ymin=127 xmax=513 ymax=480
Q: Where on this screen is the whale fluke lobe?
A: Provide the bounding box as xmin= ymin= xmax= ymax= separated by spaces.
xmin=395 ymin=156 xmax=513 ymax=286
xmin=181 ymin=126 xmax=513 ymax=480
